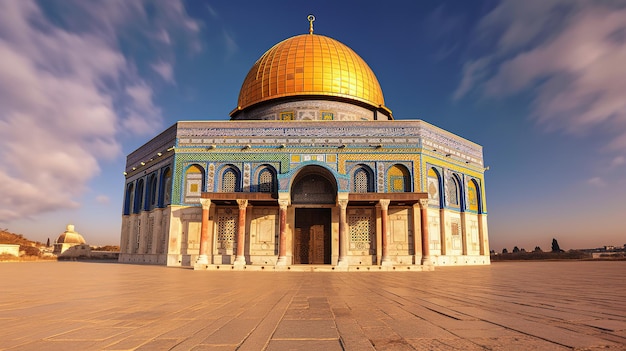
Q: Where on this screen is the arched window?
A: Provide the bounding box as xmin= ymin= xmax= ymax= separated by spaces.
xmin=353 ymin=166 xmax=373 ymax=193
xmin=427 ymin=168 xmax=441 ymax=207
xmin=221 ymin=167 xmax=240 ymax=192
xmin=387 ymin=164 xmax=411 ymax=192
xmin=134 ymin=179 xmax=144 ymax=213
xmin=184 ymin=164 xmax=204 ymax=203
xmin=258 ymin=167 xmax=276 ymax=193
xmin=148 ymin=174 xmax=158 ymax=210
xmin=160 ymin=168 xmax=172 ymax=207
xmin=447 ymin=175 xmax=460 ymax=207
xmin=124 ymin=183 xmax=134 ymax=215
xmin=467 ymin=179 xmax=479 ymax=212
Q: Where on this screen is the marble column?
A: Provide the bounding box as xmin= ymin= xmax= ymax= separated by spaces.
xmin=196 ymin=199 xmax=211 ymax=265
xmin=380 ymin=199 xmax=392 ymax=266
xmin=478 ymin=213 xmax=486 ymax=256
xmin=418 ymin=199 xmax=432 ymax=265
xmin=412 ymin=204 xmax=422 ymax=265
xmin=460 ymin=211 xmax=468 ymax=256
xmin=276 ymin=199 xmax=289 ymax=266
xmin=337 ymin=198 xmax=349 ymax=267
xmin=234 ymin=199 xmax=248 ymax=266
xmin=439 ymin=208 xmax=447 ymax=255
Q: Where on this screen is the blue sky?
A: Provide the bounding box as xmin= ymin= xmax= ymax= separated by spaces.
xmin=1 ymin=0 xmax=624 ymax=251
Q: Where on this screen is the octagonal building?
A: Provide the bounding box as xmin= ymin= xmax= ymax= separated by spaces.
xmin=119 ymin=19 xmax=490 ymax=270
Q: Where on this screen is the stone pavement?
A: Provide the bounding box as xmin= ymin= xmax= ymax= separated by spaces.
xmin=0 ymin=261 xmax=625 ymax=351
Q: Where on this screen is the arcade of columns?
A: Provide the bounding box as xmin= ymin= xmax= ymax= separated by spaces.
xmin=194 ymin=197 xmax=448 ymax=267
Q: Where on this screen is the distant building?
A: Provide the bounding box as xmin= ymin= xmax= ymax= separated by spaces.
xmin=119 ymin=17 xmax=490 ymax=270
xmin=53 ymin=224 xmax=91 ymax=257
xmin=0 ymin=244 xmax=20 ymax=257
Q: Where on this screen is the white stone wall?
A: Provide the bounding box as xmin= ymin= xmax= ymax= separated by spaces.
xmin=387 ymin=207 xmax=414 ymax=265
xmin=247 ymin=207 xmax=279 ymax=265
xmin=118 ymin=207 xmax=171 ymax=265
xmin=0 ymin=244 xmax=20 ymax=257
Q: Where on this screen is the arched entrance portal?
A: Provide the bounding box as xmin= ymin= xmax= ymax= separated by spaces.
xmin=291 ymin=166 xmax=336 ymax=264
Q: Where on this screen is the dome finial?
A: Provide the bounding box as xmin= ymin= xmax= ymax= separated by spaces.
xmin=307 ymin=14 xmax=315 ymax=34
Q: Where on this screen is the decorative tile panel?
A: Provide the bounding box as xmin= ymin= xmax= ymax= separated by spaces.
xmin=216 ymin=208 xmax=238 ymax=254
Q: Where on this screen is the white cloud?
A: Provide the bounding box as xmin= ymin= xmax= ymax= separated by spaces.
xmin=610 ymin=156 xmax=625 ymax=168
xmin=96 ymin=195 xmax=111 ymax=205
xmin=587 ymin=177 xmax=606 ymax=188
xmin=223 ymin=30 xmax=239 ymax=58
xmin=0 ymin=1 xmax=200 ymax=223
xmin=151 ymin=61 xmax=175 ymax=83
xmin=455 ymin=1 xmax=626 ymax=148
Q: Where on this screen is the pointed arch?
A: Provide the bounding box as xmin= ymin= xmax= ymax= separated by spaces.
xmin=427 ymin=167 xmax=442 ymax=208
xmin=387 ymin=164 xmax=411 ymax=192
xmin=353 ymin=164 xmax=374 ymax=193
xmin=257 ymin=165 xmax=277 ymax=193
xmin=159 ymin=167 xmax=172 ymax=207
xmin=134 ymin=179 xmax=144 ymax=213
xmin=220 ymin=165 xmax=241 ymax=192
xmin=447 ymin=173 xmax=461 ymax=208
xmin=467 ymin=178 xmax=480 ymax=213
xmin=291 ymin=165 xmax=337 ymax=204
xmin=124 ymin=182 xmax=134 ymax=215
xmin=148 ymin=173 xmax=158 ymax=210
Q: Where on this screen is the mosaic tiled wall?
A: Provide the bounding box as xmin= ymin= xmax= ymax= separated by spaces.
xmin=230 ymin=100 xmax=383 ymax=121
xmin=126 ymin=120 xmax=486 ymax=214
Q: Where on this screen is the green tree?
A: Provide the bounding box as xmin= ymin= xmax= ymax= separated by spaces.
xmin=513 ymin=246 xmax=520 ymax=253
xmin=551 ymin=238 xmax=563 ymax=253
xmin=502 ymin=248 xmax=508 ymax=254
xmin=534 ymin=246 xmax=542 ymax=252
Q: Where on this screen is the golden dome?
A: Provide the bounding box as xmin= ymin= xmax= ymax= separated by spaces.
xmin=232 ymin=33 xmax=391 ymax=116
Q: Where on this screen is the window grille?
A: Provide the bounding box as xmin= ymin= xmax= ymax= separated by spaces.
xmin=222 ymin=169 xmax=237 ymax=192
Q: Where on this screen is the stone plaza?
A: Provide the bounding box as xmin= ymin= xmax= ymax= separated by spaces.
xmin=0 ymin=261 xmax=624 ymax=350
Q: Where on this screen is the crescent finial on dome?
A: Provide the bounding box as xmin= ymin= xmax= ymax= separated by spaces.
xmin=307 ymin=14 xmax=315 ymax=34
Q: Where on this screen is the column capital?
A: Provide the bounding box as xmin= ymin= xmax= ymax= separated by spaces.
xmin=236 ymin=199 xmax=248 ymax=210
xmin=379 ymin=199 xmax=390 ymax=211
xmin=418 ymin=198 xmax=429 ymax=209
xmin=337 ymin=199 xmax=349 ymax=209
xmin=278 ymin=199 xmax=289 ymax=210
xmin=199 ymin=198 xmax=212 ymax=210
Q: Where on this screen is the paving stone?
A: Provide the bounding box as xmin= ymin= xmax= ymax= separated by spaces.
xmin=334 ymin=317 xmax=376 ymax=351
xmin=134 ymin=338 xmax=181 ymax=350
xmin=266 ymin=339 xmax=343 ymax=351
xmin=406 ymin=338 xmax=485 ymax=351
xmin=201 ymin=318 xmax=261 ymax=345
xmin=0 ymin=261 xmax=624 ymax=350
xmin=582 ymin=319 xmax=626 ymax=332
xmin=273 ymin=319 xmax=338 ymax=339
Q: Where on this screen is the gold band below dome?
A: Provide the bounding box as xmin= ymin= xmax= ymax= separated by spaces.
xmin=232 ymin=33 xmax=391 ymax=117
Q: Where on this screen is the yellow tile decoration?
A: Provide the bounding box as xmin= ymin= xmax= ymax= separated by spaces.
xmin=326 ymin=154 xmax=336 ymax=163
xmin=291 ymin=155 xmax=301 ymax=162
xmin=280 ymin=112 xmax=294 ymax=120
xmin=322 ymin=111 xmax=334 ymax=120
xmin=468 ymin=180 xmax=478 ymax=212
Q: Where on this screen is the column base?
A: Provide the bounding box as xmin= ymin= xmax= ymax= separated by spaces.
xmin=233 ymin=256 xmax=246 ymax=268
xmin=381 ymin=259 xmax=393 ymax=267
xmin=276 ymin=256 xmax=288 ymax=266
xmin=421 ymin=256 xmax=433 ymax=266
xmin=196 ymin=254 xmax=209 ymax=265
xmin=336 ymin=258 xmax=349 ymax=267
